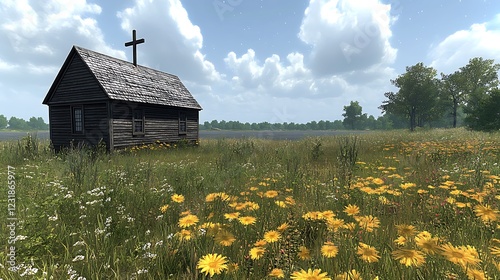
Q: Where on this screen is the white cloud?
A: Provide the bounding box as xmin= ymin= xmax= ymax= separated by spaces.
xmin=0 ymin=0 xmax=123 ymax=120
xmin=117 ymin=0 xmax=220 ymax=83
xmin=298 ymin=0 xmax=397 ymax=76
xmin=429 ymin=15 xmax=500 ymax=74
xmin=213 ymin=0 xmax=401 ymax=120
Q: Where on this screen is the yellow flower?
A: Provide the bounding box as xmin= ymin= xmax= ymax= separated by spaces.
xmin=415 ymin=231 xmax=439 ymax=255
xmin=396 ymin=224 xmax=417 ymax=237
xmin=298 ymin=246 xmax=311 ymax=260
xmin=180 ymin=210 xmax=191 ymax=216
xmin=205 ymin=193 xmax=217 ymax=202
xmin=197 ymin=253 xmax=228 ymax=277
xmin=357 ymin=215 xmax=380 ymax=232
xmin=277 ymin=222 xmax=289 ymax=232
xmin=269 ymin=268 xmax=285 ymax=278
xmin=335 ymin=269 xmax=362 ymax=280
xmin=489 ymin=245 xmax=500 ymax=257
xmin=466 ymin=269 xmax=487 ymax=280
xmin=321 ymin=242 xmax=339 ymax=258
xmin=264 ymin=190 xmax=279 ymax=198
xmin=214 ymin=230 xmax=236 ymax=246
xmin=440 ymin=243 xmax=481 ymax=269
xmin=474 ymin=204 xmax=499 ymax=223
xmin=249 ymin=247 xmax=266 ymax=260
xmin=171 ymin=194 xmax=185 ymax=203
xmin=372 ymin=178 xmax=384 ymax=185
xmin=178 ymin=214 xmax=199 ymax=228
xmin=326 ymin=218 xmax=345 ymax=232
xmin=400 ymin=182 xmax=416 ymax=189
xmin=343 ymin=222 xmax=357 ymax=231
xmin=303 ymin=211 xmax=323 ymax=220
xmin=275 ymin=201 xmax=287 ymax=208
xmin=227 ymin=262 xmax=239 ymax=273
xmin=254 ymin=239 xmax=267 ymax=247
xmin=291 ymin=268 xmax=331 ymax=280
xmin=263 ymin=230 xmax=281 ymax=243
xmin=177 ymin=229 xmax=192 ymax=241
xmin=344 ymin=204 xmax=360 ymax=216
xmin=238 ymin=216 xmax=257 ymax=225
xmin=285 ymin=196 xmax=296 ymax=205
xmin=159 ymin=204 xmax=169 ymax=213
xmin=392 ymin=249 xmax=426 ymax=267
xmin=394 ymin=236 xmax=407 ymax=246
xmin=319 ymin=210 xmax=335 ymax=220
xmin=224 ymin=212 xmax=240 ymax=221
xmin=357 ymin=243 xmax=380 ymax=263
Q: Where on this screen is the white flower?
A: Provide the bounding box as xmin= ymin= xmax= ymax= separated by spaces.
xmin=142 ymin=252 xmax=157 ymax=259
xmin=72 ymin=255 xmax=85 ymax=262
xmin=15 ymin=235 xmax=27 ymax=241
xmin=95 ymin=228 xmax=105 ymax=235
xmin=137 ymin=269 xmax=148 ymax=274
xmin=20 ymin=266 xmax=39 ymax=276
xmin=142 ymin=243 xmax=151 ymax=250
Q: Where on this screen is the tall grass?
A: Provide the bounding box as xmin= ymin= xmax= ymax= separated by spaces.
xmin=0 ymin=128 xmax=499 ymax=279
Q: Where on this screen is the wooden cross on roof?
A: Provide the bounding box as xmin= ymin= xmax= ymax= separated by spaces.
xmin=125 ymin=30 xmax=145 ymax=67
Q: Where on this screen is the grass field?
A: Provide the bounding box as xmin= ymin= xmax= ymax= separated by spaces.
xmin=0 ymin=129 xmax=499 ymax=279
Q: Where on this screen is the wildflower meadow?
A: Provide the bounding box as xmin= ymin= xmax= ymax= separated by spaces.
xmin=1 ymin=129 xmax=499 ymax=279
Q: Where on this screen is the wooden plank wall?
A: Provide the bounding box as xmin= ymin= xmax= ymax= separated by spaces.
xmin=49 ymin=54 xmax=107 ymax=104
xmin=111 ymin=102 xmax=199 ymax=148
xmin=49 ymin=103 xmax=110 ymax=150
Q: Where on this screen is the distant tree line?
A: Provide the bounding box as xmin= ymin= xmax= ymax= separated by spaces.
xmin=0 ymin=115 xmax=49 ymax=130
xmin=201 ymin=113 xmax=401 ymax=131
xmin=202 ymin=57 xmax=499 ymax=132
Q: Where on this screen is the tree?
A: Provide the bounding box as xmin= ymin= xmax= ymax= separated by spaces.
xmin=27 ymin=117 xmax=48 ymax=130
xmin=465 ymin=88 xmax=500 ymax=131
xmin=441 ymin=71 xmax=466 ymax=128
xmin=379 ymin=63 xmax=440 ymax=131
xmin=342 ymin=101 xmax=363 ymax=130
xmin=8 ymin=117 xmax=28 ymax=130
xmin=0 ymin=114 xmax=7 ymax=129
xmin=459 ymin=57 xmax=500 ymax=130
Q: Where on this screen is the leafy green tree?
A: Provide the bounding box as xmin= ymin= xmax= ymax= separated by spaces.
xmin=8 ymin=117 xmax=28 ymax=130
xmin=342 ymin=101 xmax=363 ymax=130
xmin=459 ymin=57 xmax=500 ymax=130
xmin=27 ymin=117 xmax=48 ymax=130
xmin=465 ymin=88 xmax=500 ymax=131
xmin=0 ymin=114 xmax=7 ymax=129
xmin=379 ymin=63 xmax=440 ymax=131
xmin=331 ymin=120 xmax=344 ymax=130
xmin=441 ymin=71 xmax=466 ymax=128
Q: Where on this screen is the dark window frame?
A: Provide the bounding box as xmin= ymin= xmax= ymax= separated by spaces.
xmin=133 ymin=109 xmax=145 ymax=136
xmin=71 ymin=106 xmax=84 ymax=134
xmin=179 ymin=111 xmax=187 ymax=135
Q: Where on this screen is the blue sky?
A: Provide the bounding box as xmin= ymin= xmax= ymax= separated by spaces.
xmin=1 ymin=0 xmax=499 ymax=124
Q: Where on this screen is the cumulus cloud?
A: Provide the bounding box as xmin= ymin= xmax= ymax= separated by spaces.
xmin=429 ymin=15 xmax=500 ymax=74
xmin=224 ymin=49 xmax=351 ymax=98
xmin=299 ymin=0 xmax=397 ymax=76
xmin=1 ymin=0 xmax=124 ymax=66
xmin=0 ymin=0 xmax=123 ymax=119
xmin=220 ymin=0 xmax=399 ymax=103
xmin=117 ymin=0 xmax=220 ymax=83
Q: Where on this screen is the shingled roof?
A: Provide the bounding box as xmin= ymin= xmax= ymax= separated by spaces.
xmin=44 ymin=45 xmax=202 ymax=110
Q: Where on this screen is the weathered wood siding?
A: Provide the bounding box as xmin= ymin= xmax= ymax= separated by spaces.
xmin=111 ymin=102 xmax=199 ymax=148
xmin=49 ymin=103 xmax=110 ymax=150
xmin=48 ymin=54 xmax=107 ymax=104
